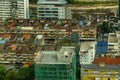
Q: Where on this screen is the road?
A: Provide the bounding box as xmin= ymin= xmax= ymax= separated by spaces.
xmin=71 ymin=5 xmax=118 ymax=10
xmin=30 ymin=4 xmax=118 ymax=10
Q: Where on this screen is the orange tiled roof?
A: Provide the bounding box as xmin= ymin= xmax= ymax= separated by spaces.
xmin=3 ymin=34 xmax=11 ymax=38
xmin=93 ymin=56 xmax=120 ymax=65
xmin=23 ymin=34 xmax=30 ymax=39
xmin=9 ymin=45 xmax=17 ymax=51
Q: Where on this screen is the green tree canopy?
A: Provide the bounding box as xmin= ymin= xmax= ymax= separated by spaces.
xmin=6 ymin=70 xmax=18 ymax=80
xmin=18 ymin=65 xmax=34 ymax=80
xmin=101 ymin=21 xmax=110 ymax=33
xmin=0 ymin=65 xmax=6 ymax=80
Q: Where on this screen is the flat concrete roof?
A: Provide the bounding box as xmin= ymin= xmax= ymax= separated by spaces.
xmin=35 ymin=46 xmax=75 ymax=64
xmin=37 ymin=0 xmax=67 ymax=4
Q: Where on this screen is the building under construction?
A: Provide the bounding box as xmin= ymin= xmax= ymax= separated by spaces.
xmin=34 ymin=46 xmax=76 ymax=80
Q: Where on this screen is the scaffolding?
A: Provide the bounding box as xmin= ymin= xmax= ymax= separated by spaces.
xmin=34 ymin=47 xmax=76 ymax=80
xmin=35 ymin=64 xmax=76 ymax=80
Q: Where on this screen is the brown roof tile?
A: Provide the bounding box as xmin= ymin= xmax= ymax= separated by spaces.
xmin=93 ymin=56 xmax=120 ymax=65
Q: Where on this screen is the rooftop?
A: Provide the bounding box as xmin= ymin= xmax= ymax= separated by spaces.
xmin=96 ymin=41 xmax=108 ymax=54
xmin=93 ymin=56 xmax=120 ymax=65
xmin=37 ymin=0 xmax=67 ymax=4
xmin=108 ymin=33 xmax=118 ymax=43
xmin=81 ymin=64 xmax=120 ymax=70
xmin=80 ymin=42 xmax=96 ymax=51
xmin=35 ymin=46 xmax=75 ymax=64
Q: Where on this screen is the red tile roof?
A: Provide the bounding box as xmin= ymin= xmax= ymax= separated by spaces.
xmin=23 ymin=34 xmax=30 ymax=39
xmin=93 ymin=56 xmax=120 ymax=65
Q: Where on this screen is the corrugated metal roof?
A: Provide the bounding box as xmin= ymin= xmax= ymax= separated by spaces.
xmin=37 ymin=0 xmax=67 ymax=4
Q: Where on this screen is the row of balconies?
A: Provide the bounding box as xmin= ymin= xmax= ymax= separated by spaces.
xmin=0 ymin=53 xmax=34 ymax=64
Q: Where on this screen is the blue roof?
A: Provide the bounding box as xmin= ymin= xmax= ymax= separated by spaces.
xmin=0 ymin=40 xmax=6 ymax=44
xmin=96 ymin=41 xmax=108 ymax=54
xmin=79 ymin=20 xmax=84 ymax=26
xmin=37 ymin=0 xmax=67 ymax=4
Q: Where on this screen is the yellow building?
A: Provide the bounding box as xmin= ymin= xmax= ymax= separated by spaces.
xmin=81 ymin=63 xmax=120 ymax=80
xmin=74 ymin=0 xmax=116 ymax=2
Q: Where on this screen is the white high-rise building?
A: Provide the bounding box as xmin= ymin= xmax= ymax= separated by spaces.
xmin=0 ymin=0 xmax=29 ymax=21
xmin=37 ymin=0 xmax=72 ymax=19
xmin=79 ymin=42 xmax=96 ymax=64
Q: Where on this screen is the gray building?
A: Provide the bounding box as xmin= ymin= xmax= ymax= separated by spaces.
xmin=37 ymin=0 xmax=72 ymax=19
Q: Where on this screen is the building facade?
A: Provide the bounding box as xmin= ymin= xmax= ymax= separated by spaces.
xmin=37 ymin=0 xmax=72 ymax=19
xmin=35 ymin=46 xmax=76 ymax=80
xmin=74 ymin=0 xmax=117 ymax=2
xmin=0 ymin=0 xmax=29 ymax=21
xmin=81 ymin=64 xmax=120 ymax=80
xmin=79 ymin=42 xmax=96 ymax=64
xmin=108 ymin=32 xmax=120 ymax=55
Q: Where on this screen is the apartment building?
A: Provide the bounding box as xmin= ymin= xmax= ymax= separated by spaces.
xmin=35 ymin=46 xmax=76 ymax=80
xmin=81 ymin=63 xmax=120 ymax=80
xmin=79 ymin=42 xmax=96 ymax=64
xmin=0 ymin=0 xmax=29 ymax=21
xmin=37 ymin=0 xmax=72 ymax=19
xmin=108 ymin=32 xmax=120 ymax=55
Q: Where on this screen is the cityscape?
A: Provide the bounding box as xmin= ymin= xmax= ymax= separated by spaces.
xmin=0 ymin=0 xmax=120 ymax=80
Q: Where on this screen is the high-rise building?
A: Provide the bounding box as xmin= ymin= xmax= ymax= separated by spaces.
xmin=34 ymin=46 xmax=76 ymax=80
xmin=37 ymin=0 xmax=72 ymax=19
xmin=0 ymin=0 xmax=29 ymax=21
xmin=79 ymin=42 xmax=96 ymax=64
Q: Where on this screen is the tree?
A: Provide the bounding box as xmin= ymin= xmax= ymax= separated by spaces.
xmin=29 ymin=0 xmax=38 ymax=4
xmin=18 ymin=65 xmax=34 ymax=80
xmin=0 ymin=65 xmax=6 ymax=80
xmin=101 ymin=21 xmax=110 ymax=33
xmin=6 ymin=70 xmax=18 ymax=80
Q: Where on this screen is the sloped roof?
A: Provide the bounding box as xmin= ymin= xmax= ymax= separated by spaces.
xmin=37 ymin=0 xmax=67 ymax=4
xmin=93 ymin=56 xmax=120 ymax=65
xmin=3 ymin=34 xmax=11 ymax=38
xmin=23 ymin=34 xmax=30 ymax=39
